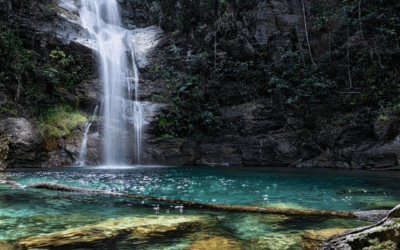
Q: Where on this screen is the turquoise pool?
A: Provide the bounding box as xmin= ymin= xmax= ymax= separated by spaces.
xmin=0 ymin=166 xmax=398 ymax=249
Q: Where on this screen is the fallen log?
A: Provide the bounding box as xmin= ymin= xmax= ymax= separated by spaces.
xmin=0 ymin=180 xmax=390 ymax=221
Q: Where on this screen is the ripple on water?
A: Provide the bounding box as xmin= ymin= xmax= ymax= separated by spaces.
xmin=0 ymin=167 xmax=385 ymax=249
xmin=2 ymin=166 xmax=400 ymax=211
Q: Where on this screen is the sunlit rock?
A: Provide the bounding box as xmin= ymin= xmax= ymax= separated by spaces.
xmin=299 ymin=229 xmax=350 ymax=250
xmin=319 ymin=204 xmax=400 ymax=250
xmin=187 ymin=236 xmax=243 ymax=250
xmin=16 ymin=215 xmax=205 ymax=249
xmin=247 ymin=234 xmax=303 ymax=250
xmin=258 ymin=202 xmax=311 ymax=210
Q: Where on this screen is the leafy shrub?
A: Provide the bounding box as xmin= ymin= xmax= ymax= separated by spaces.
xmin=155 ymin=74 xmax=222 ymax=140
xmin=0 ymin=21 xmax=83 ymax=117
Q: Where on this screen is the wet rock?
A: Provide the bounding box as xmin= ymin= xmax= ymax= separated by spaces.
xmin=187 ymin=236 xmax=243 ymax=250
xmin=0 ymin=240 xmax=13 ymax=250
xmin=0 ymin=118 xmax=44 ymax=168
xmin=118 ymin=0 xmax=156 ymax=28
xmin=351 ymin=136 xmax=400 ymax=170
xmin=373 ymin=117 xmax=397 ymax=143
xmin=131 ymin=26 xmax=164 ymax=68
xmin=42 ymin=135 xmax=58 ymax=152
xmin=353 ymin=210 xmax=391 ymax=222
xmin=138 ymin=79 xmax=166 ymax=101
xmin=319 ymin=204 xmax=400 ymax=250
xmin=85 ymin=133 xmax=103 ymax=165
xmin=16 ymin=215 xmax=205 ymax=249
xmin=64 ymin=133 xmax=82 ymax=161
xmin=300 ymin=229 xmax=350 ymax=250
xmin=253 ymin=235 xmax=303 ymax=249
xmin=41 ymin=150 xmax=71 ymax=168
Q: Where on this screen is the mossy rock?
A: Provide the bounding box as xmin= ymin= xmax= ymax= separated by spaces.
xmin=41 ymin=106 xmax=88 ymax=137
xmin=299 ymin=229 xmax=350 ymax=250
xmin=319 ymin=205 xmax=400 ymax=250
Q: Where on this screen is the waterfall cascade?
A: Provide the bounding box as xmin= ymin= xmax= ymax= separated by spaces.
xmin=76 ymin=0 xmax=142 ymax=165
xmin=77 ymin=122 xmax=92 ymax=166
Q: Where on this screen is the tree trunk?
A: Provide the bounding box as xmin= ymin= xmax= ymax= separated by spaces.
xmin=0 ymin=180 xmax=389 ymax=221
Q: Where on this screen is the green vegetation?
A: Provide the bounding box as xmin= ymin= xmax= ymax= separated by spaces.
xmin=155 ymin=0 xmax=259 ymax=32
xmin=38 ymin=105 xmax=88 ymax=137
xmin=157 ymin=134 xmax=173 ymax=139
xmin=152 ymin=0 xmax=400 ymax=138
xmin=0 ymin=20 xmax=83 ymax=118
xmin=153 ymin=69 xmax=222 ymax=141
xmin=0 ymin=105 xmax=19 ymax=118
xmin=364 ymin=238 xmax=397 ymax=250
xmin=0 ymin=134 xmax=12 ymax=170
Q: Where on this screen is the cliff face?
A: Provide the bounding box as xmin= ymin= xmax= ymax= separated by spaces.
xmin=125 ymin=0 xmax=400 ymax=170
xmin=1 ymin=0 xmax=400 ymax=170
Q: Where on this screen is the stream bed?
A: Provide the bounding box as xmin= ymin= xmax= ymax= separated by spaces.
xmin=0 ymin=166 xmax=399 ymax=249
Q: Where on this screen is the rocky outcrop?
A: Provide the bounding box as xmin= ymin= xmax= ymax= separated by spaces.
xmin=0 ymin=118 xmax=44 ymax=167
xmin=16 ymin=215 xmax=205 ymax=249
xmin=300 ymin=229 xmax=350 ymax=250
xmin=137 ymin=103 xmax=400 ymax=169
xmin=0 ymin=117 xmax=103 ymax=168
xmin=2 ymin=0 xmax=400 ymax=170
xmin=319 ymin=204 xmax=400 ymax=250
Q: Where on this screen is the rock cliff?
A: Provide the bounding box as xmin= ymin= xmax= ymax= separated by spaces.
xmin=0 ymin=0 xmax=399 ymax=170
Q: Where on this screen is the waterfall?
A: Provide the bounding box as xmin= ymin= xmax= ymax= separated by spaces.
xmin=92 ymin=104 xmax=98 ymax=119
xmin=77 ymin=122 xmax=92 ymax=166
xmin=77 ymin=0 xmax=143 ymax=165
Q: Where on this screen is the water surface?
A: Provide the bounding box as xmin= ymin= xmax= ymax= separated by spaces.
xmin=1 ymin=166 xmax=398 ymax=249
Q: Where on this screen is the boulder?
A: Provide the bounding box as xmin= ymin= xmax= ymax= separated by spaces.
xmin=373 ymin=117 xmax=398 ymax=143
xmin=319 ymin=204 xmax=400 ymax=250
xmin=0 ymin=118 xmax=44 ymax=167
xmin=300 ymin=229 xmax=350 ymax=250
xmin=187 ymin=236 xmax=243 ymax=250
xmin=16 ymin=215 xmax=205 ymax=249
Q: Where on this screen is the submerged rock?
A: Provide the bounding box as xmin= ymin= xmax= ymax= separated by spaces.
xmin=187 ymin=236 xmax=243 ymax=250
xmin=0 ymin=240 xmax=12 ymax=250
xmin=319 ymin=204 xmax=400 ymax=250
xmin=300 ymin=229 xmax=350 ymax=250
xmin=16 ymin=215 xmax=205 ymax=249
xmin=247 ymin=234 xmax=303 ymax=250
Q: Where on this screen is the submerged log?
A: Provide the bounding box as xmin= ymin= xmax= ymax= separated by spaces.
xmin=0 ymin=180 xmax=390 ymax=221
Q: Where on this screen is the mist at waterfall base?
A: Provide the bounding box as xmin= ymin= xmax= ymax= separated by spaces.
xmin=76 ymin=0 xmax=143 ymax=166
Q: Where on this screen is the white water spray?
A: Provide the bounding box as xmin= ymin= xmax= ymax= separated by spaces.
xmin=77 ymin=122 xmax=92 ymax=166
xmin=92 ymin=105 xmax=98 ymax=119
xmin=77 ymin=0 xmax=142 ymax=165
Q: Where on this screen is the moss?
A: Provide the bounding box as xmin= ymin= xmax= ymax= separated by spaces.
xmin=40 ymin=106 xmax=88 ymax=137
xmin=363 ymin=238 xmax=397 ymax=250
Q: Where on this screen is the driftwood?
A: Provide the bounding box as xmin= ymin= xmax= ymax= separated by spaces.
xmin=0 ymin=180 xmax=390 ymax=221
